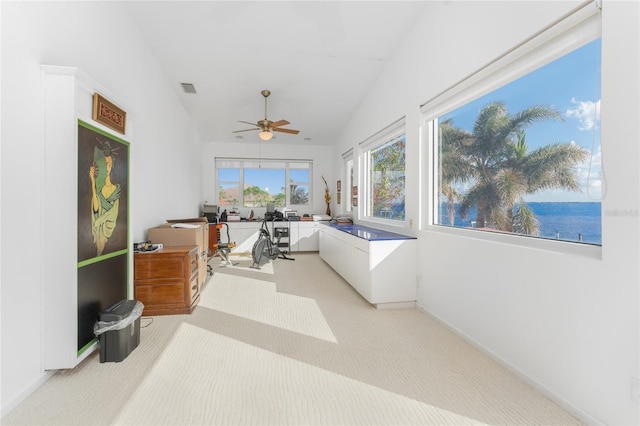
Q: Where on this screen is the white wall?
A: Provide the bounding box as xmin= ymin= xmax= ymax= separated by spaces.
xmin=334 ymin=1 xmax=639 ymax=424
xmin=1 ymin=1 xmax=638 ymax=424
xmin=1 ymin=1 xmax=202 ymax=414
xmin=201 ymin=141 xmax=334 ymax=218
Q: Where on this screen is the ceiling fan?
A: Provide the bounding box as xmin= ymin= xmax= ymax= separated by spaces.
xmin=233 ymin=90 xmax=300 ymax=141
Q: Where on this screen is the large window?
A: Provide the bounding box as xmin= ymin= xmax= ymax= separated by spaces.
xmin=216 ymin=158 xmax=312 ymax=208
xmin=424 ymin=4 xmax=601 ymax=245
xmin=362 ymin=121 xmax=406 ymax=222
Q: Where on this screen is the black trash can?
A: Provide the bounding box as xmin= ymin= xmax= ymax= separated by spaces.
xmin=94 ymin=299 xmax=143 ymax=363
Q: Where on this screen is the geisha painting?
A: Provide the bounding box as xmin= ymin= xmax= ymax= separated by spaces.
xmin=77 ymin=120 xmax=129 ymax=351
xmin=77 ymin=121 xmax=128 ymax=262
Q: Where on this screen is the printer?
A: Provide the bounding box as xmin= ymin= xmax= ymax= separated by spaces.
xmin=202 ymin=204 xmax=218 ymax=223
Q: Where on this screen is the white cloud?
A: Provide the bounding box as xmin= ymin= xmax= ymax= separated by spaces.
xmin=566 ymin=98 xmax=600 ymax=131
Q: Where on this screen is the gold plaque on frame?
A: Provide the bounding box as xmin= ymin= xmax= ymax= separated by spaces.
xmin=92 ymin=93 xmax=126 ymax=135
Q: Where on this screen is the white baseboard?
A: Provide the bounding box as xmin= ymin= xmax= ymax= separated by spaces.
xmin=0 ymin=370 xmax=55 ymax=420
xmin=375 ymin=301 xmax=415 ymax=310
xmin=414 ymin=302 xmax=604 ymax=426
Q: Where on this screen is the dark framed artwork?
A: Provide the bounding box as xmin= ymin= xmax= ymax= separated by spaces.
xmin=92 ymin=92 xmax=127 ymax=135
xmin=337 ymin=180 xmax=341 ymax=191
xmin=77 ymin=119 xmax=130 ymax=352
xmin=77 ymin=121 xmax=129 ymax=262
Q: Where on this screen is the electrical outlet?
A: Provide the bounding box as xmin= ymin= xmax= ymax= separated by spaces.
xmin=632 ymin=377 xmax=640 ymax=400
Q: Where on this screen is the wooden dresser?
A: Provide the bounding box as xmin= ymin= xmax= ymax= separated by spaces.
xmin=134 ymin=246 xmax=200 ymax=316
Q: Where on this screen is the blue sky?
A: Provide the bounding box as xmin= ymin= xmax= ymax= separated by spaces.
xmin=441 ymin=38 xmax=602 ymax=202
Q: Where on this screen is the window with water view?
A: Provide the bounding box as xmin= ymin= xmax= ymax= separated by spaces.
xmin=435 ymin=37 xmax=602 ymax=245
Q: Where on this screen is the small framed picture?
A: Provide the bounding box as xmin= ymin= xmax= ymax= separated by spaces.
xmin=337 ymin=180 xmax=341 ymax=191
xmin=352 ymin=196 xmax=358 ymax=207
xmin=92 ymin=92 xmax=126 ymax=135
xmin=337 ymin=191 xmax=341 ymax=204
xmin=352 ymin=186 xmax=358 ymax=196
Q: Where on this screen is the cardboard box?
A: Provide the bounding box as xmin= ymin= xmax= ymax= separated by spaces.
xmin=163 ymin=218 xmax=209 ymax=257
xmin=147 ymin=219 xmax=210 ymax=286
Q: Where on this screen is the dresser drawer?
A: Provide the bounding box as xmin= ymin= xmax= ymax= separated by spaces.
xmin=135 ymin=257 xmax=188 ymax=280
xmin=187 ymin=275 xmax=199 ymax=304
xmin=189 ymin=251 xmax=198 ymax=274
xmin=135 ymin=281 xmax=186 ymax=305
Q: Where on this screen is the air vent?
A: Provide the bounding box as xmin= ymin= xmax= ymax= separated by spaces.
xmin=180 ymin=83 xmax=197 ymax=94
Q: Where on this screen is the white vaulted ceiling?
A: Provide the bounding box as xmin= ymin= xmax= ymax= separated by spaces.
xmin=124 ymin=1 xmax=427 ymax=145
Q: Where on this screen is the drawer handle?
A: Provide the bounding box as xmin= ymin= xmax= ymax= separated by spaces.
xmin=192 ymin=284 xmax=197 ymax=291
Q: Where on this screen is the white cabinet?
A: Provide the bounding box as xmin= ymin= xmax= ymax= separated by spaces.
xmin=290 ymin=221 xmax=321 ymax=252
xmin=319 ymin=227 xmax=345 ymax=276
xmin=353 ymin=244 xmax=370 ymax=300
xmin=224 ymin=222 xmax=262 ymax=253
xmin=319 ymin=223 xmax=417 ymax=308
xmin=223 ymin=220 xmax=322 ymax=253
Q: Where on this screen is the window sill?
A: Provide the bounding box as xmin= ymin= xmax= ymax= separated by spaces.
xmin=422 ymin=224 xmax=602 ymax=260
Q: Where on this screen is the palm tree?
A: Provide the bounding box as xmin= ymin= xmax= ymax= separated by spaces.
xmin=290 ymin=182 xmax=309 ymax=205
xmin=371 ymin=136 xmax=406 ymax=219
xmin=441 ymin=102 xmax=588 ymax=233
xmin=438 ymin=119 xmax=474 ymax=225
xmin=499 ymin=131 xmax=539 ymax=234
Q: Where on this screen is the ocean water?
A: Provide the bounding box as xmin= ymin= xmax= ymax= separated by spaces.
xmin=438 ymin=202 xmax=602 ymax=245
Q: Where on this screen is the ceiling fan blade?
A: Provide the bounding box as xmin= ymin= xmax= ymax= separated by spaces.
xmin=232 ymin=128 xmax=259 ymax=133
xmin=235 ymin=91 xmax=301 ymax=137
xmin=238 ymin=120 xmax=259 ymax=127
xmin=270 ymin=119 xmax=290 ymax=128
xmin=273 ymin=127 xmax=300 ymax=135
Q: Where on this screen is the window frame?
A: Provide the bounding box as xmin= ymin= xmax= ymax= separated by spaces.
xmin=341 ymin=149 xmax=354 ymax=214
xmin=215 ymin=158 xmax=313 ymax=208
xmin=360 ymin=118 xmax=407 ymax=227
xmin=287 ymin=162 xmax=312 ymax=206
xmin=420 ymin=1 xmax=602 ymax=259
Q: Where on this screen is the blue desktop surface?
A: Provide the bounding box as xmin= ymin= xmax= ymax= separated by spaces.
xmin=328 ymin=223 xmax=416 ymax=241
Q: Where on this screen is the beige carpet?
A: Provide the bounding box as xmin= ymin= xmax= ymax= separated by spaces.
xmin=3 ymin=253 xmax=583 ymax=425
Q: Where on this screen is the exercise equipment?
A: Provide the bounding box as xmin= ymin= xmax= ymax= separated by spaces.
xmin=251 ymin=218 xmax=294 ymax=269
xmin=215 ymin=223 xmax=238 ymax=267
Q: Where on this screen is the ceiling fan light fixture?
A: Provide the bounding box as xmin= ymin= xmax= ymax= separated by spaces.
xmin=233 ymin=90 xmax=299 ymax=140
xmin=259 ymin=130 xmax=273 ymax=141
